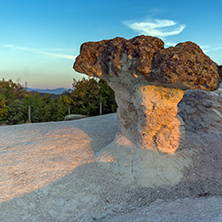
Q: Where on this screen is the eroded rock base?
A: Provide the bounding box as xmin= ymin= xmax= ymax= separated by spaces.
xmin=96 ymin=133 xmax=192 ymax=187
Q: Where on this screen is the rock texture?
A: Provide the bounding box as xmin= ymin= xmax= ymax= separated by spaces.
xmin=178 ymin=88 xmax=222 ymax=133
xmin=150 ymin=42 xmax=219 ymax=90
xmin=74 ymin=35 xmax=219 ymax=154
xmin=74 ymin=36 xmax=164 ymax=84
xmin=74 ymin=36 xmax=219 ymax=90
xmin=132 ymin=85 xmax=185 ymax=153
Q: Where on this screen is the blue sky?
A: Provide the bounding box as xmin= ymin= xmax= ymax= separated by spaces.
xmin=0 ymin=0 xmax=222 ymax=89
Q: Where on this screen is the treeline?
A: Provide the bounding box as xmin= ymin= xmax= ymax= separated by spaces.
xmin=0 ymin=78 xmax=117 ymax=125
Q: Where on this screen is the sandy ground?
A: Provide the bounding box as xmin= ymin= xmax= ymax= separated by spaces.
xmin=0 ymin=113 xmax=222 ymax=222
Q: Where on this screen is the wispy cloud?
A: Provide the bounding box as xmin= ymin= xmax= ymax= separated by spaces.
xmin=3 ymin=44 xmax=14 ymax=48
xmin=213 ymin=46 xmax=222 ymax=51
xmin=39 ymin=51 xmax=75 ymax=60
xmin=197 ymin=45 xmax=222 ymax=53
xmin=198 ymin=45 xmax=210 ymax=53
xmin=124 ymin=19 xmax=185 ymax=38
xmin=2 ymin=44 xmax=75 ymax=60
xmin=164 ymin=41 xmax=178 ymax=47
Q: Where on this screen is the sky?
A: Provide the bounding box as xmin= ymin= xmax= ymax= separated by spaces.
xmin=0 ymin=0 xmax=222 ymax=89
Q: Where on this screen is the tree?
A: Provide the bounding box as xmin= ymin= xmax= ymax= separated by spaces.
xmin=5 ymin=99 xmax=27 ymax=125
xmin=0 ymin=79 xmax=25 ymax=103
xmin=67 ymin=77 xmax=117 ymax=116
xmin=0 ymin=79 xmax=26 ymax=124
xmin=71 ymin=78 xmax=100 ymax=116
xmin=56 ymin=98 xmax=68 ymax=121
xmin=60 ymin=93 xmax=73 ymax=115
xmin=0 ymin=94 xmax=8 ymax=118
xmin=98 ymin=79 xmax=117 ymax=114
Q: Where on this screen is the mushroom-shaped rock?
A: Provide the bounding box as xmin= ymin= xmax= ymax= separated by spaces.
xmin=74 ymin=35 xmax=219 ymax=154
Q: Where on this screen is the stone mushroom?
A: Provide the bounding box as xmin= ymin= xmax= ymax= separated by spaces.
xmin=74 ymin=35 xmax=219 ymax=154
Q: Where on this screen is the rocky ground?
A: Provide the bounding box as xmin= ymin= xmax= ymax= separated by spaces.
xmin=0 ymin=113 xmax=222 ymax=222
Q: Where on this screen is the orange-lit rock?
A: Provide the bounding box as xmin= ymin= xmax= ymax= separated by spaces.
xmin=133 ymin=85 xmax=185 ymax=153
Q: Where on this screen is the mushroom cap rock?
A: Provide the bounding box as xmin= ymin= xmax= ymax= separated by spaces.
xmin=74 ymin=35 xmax=219 ymax=91
xmin=74 ymin=35 xmax=164 ymax=79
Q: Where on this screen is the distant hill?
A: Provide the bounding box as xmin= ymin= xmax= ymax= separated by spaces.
xmin=26 ymin=88 xmax=68 ymax=95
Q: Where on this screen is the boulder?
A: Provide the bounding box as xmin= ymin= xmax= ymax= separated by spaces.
xmin=74 ymin=35 xmax=219 ymax=154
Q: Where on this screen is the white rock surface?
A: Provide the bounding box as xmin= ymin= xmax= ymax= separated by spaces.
xmin=0 ymin=109 xmax=222 ymax=221
xmin=179 ymin=88 xmax=222 ymax=133
xmin=97 ymin=133 xmax=191 ymax=187
xmin=105 ymin=196 xmax=222 ymax=222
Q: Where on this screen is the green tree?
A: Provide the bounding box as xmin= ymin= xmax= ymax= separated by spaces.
xmin=6 ymin=99 xmax=27 ymax=125
xmin=56 ymin=98 xmax=68 ymax=121
xmin=68 ymin=77 xmax=117 ymax=116
xmin=22 ymin=93 xmax=44 ymax=123
xmin=0 ymin=79 xmax=25 ymax=104
xmin=71 ymin=78 xmax=100 ymax=116
xmin=0 ymin=79 xmax=26 ymax=124
xmin=98 ymin=79 xmax=117 ymax=114
xmin=60 ymin=93 xmax=73 ymax=115
xmin=0 ymin=94 xmax=8 ymax=118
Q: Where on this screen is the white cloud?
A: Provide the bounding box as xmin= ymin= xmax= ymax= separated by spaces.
xmin=124 ymin=19 xmax=185 ymax=38
xmin=164 ymin=41 xmax=177 ymax=47
xmin=196 ymin=46 xmax=222 ymax=53
xmin=213 ymin=46 xmax=222 ymax=51
xmin=39 ymin=51 xmax=76 ymax=60
xmin=2 ymin=44 xmax=75 ymax=60
xmin=3 ymin=44 xmax=14 ymax=48
xmin=203 ymin=49 xmax=209 ymax=53
xmin=198 ymin=45 xmax=210 ymax=53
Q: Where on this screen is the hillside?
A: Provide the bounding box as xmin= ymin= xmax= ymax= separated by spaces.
xmin=26 ymin=87 xmax=68 ymax=95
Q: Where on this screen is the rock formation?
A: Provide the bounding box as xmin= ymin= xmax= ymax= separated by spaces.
xmin=74 ymin=35 xmax=219 ymax=154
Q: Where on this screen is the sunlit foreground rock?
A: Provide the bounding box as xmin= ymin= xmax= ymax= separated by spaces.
xmin=74 ymin=35 xmax=219 ymax=154
xmin=74 ymin=35 xmax=220 ymax=186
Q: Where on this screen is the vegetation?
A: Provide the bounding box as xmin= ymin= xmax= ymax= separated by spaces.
xmin=63 ymin=78 xmax=117 ymax=116
xmin=0 ymin=78 xmax=117 ymax=125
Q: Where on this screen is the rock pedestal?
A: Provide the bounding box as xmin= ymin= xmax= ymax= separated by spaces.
xmin=115 ymin=84 xmax=185 ymax=153
xmin=74 ymin=35 xmax=219 ymax=154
